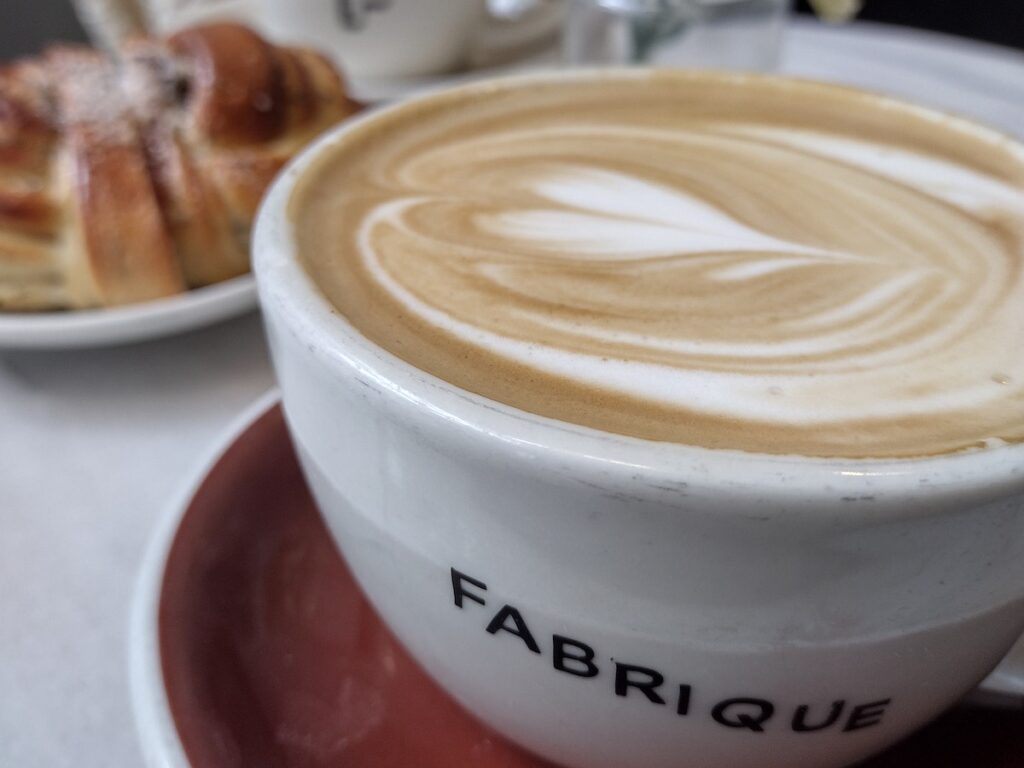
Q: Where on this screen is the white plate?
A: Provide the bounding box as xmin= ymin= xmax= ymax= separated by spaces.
xmin=130 ymin=390 xmax=281 ymax=768
xmin=0 ymin=275 xmax=257 ymax=349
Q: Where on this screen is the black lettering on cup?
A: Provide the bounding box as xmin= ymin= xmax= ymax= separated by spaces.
xmin=792 ymin=701 xmax=845 ymax=733
xmin=711 ymin=699 xmax=775 ymax=732
xmin=553 ymin=635 xmax=599 ymax=678
xmin=677 ymin=685 xmax=692 ymax=716
xmin=336 ymin=0 xmax=393 ymax=31
xmin=486 ymin=605 xmax=541 ymax=654
xmin=451 ymin=568 xmax=487 ymax=609
xmin=844 ymin=699 xmax=891 ymax=732
xmin=614 ymin=662 xmax=666 ymax=705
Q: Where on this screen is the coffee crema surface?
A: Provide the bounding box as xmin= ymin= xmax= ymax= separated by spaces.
xmin=292 ymin=72 xmax=1024 ymax=458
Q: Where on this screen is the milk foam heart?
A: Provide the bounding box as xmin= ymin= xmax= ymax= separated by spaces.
xmin=292 ymin=72 xmax=1024 ymax=458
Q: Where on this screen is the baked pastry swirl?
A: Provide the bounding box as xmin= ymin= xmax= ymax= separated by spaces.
xmin=0 ymin=23 xmax=358 ymax=311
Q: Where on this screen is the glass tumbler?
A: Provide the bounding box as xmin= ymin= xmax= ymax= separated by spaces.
xmin=563 ymin=0 xmax=791 ymax=72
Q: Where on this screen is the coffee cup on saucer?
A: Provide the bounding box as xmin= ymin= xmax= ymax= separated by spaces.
xmin=139 ymin=0 xmax=251 ymax=31
xmin=249 ymin=0 xmax=563 ymax=80
xmin=253 ymin=69 xmax=1024 ymax=768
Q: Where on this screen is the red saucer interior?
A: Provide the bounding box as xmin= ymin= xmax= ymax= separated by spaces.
xmin=159 ymin=403 xmax=1024 ymax=768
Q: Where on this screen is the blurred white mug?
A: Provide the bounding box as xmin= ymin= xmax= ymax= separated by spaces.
xmin=142 ymin=0 xmax=253 ymax=31
xmin=250 ymin=0 xmax=554 ymax=79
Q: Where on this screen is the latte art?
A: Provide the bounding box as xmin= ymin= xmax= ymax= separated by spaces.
xmin=294 ymin=73 xmax=1024 ymax=457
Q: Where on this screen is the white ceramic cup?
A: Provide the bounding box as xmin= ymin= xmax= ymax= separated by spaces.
xmin=249 ymin=0 xmax=552 ymax=79
xmin=141 ymin=0 xmax=253 ymax=32
xmin=254 ymin=70 xmax=1024 ymax=768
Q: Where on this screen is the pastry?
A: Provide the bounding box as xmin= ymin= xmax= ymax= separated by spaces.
xmin=0 ymin=23 xmax=359 ymax=311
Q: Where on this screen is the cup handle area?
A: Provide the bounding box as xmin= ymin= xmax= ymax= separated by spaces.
xmin=470 ymin=0 xmax=565 ymax=66
xmin=487 ymin=0 xmax=547 ymax=20
xmin=968 ymin=633 xmax=1024 ymax=707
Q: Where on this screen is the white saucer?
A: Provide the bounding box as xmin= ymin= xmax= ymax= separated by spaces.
xmin=130 ymin=390 xmax=281 ymax=768
xmin=0 ymin=275 xmax=256 ymax=349
xmin=129 ymin=391 xmax=1024 ymax=768
xmin=981 ymin=641 xmax=1024 ymax=703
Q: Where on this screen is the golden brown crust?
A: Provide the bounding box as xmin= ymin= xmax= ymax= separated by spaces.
xmin=0 ymin=60 xmax=59 ymax=236
xmin=203 ymin=150 xmax=288 ymax=224
xmin=0 ymin=22 xmax=358 ymax=311
xmin=67 ymin=124 xmax=185 ymax=306
xmin=169 ymin=24 xmax=287 ymax=147
xmin=166 ymin=27 xmax=357 ymax=245
xmin=0 ymin=227 xmax=63 ymax=310
xmin=49 ymin=47 xmax=185 ymax=307
xmin=286 ymin=47 xmax=359 ymax=121
xmin=0 ymin=58 xmax=63 ymax=310
xmin=0 ymin=187 xmax=58 ymax=238
xmin=0 ymin=86 xmax=55 ymax=175
xmin=146 ymin=126 xmax=247 ymax=288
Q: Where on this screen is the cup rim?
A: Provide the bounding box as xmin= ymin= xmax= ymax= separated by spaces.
xmin=254 ymin=67 xmax=1024 ymax=509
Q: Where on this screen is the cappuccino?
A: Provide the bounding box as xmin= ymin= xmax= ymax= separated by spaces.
xmin=292 ymin=71 xmax=1024 ymax=458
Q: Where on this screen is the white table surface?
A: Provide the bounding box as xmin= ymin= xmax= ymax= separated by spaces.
xmin=2 ymin=20 xmax=1024 ymax=768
